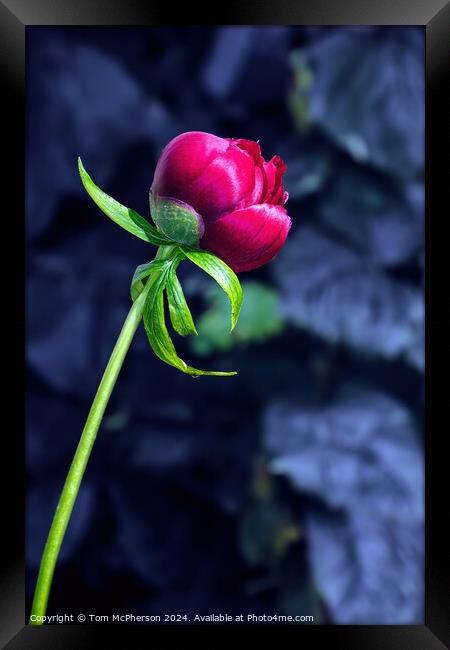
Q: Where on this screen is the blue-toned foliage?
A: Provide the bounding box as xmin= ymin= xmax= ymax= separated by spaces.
xmin=290 ymin=28 xmax=424 ymax=179
xmin=264 ymin=386 xmax=424 ymax=623
xmin=274 ymin=227 xmax=424 ymax=370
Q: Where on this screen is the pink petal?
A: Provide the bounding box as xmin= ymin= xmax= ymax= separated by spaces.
xmin=242 ymin=164 xmax=265 ymax=206
xmin=189 ymin=144 xmax=255 ymax=218
xmin=200 ymin=204 xmax=292 ymax=273
xmin=262 ymin=155 xmax=287 ymax=204
xmin=152 ymin=132 xmax=257 ymax=220
xmin=152 ymin=132 xmax=228 ymax=191
xmin=229 ymin=138 xmax=263 ymax=166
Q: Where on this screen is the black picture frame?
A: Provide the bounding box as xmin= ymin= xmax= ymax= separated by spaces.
xmin=3 ymin=1 xmax=448 ymax=647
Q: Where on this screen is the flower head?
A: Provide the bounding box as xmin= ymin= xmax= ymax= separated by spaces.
xmin=151 ymin=131 xmax=291 ymax=272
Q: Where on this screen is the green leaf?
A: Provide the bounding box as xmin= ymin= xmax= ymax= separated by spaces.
xmin=130 ymin=260 xmax=168 ymax=302
xmin=182 ymin=247 xmax=243 ymax=331
xmin=191 ymin=281 xmax=285 ymax=356
xmin=165 ymin=261 xmax=198 ymax=336
xmin=143 ymin=262 xmax=236 ymax=377
xmin=78 ymin=158 xmax=170 ymax=245
xmin=143 ymin=267 xmax=187 ymax=371
xmin=150 ymin=192 xmax=204 ymax=247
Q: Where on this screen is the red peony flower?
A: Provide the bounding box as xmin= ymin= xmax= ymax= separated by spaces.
xmin=151 ymin=131 xmax=291 ymax=272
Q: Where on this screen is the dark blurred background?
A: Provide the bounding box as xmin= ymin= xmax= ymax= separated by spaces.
xmin=26 ymin=26 xmax=424 ymax=624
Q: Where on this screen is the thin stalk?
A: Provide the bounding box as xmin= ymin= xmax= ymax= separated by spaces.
xmin=30 ymin=246 xmax=174 ymax=624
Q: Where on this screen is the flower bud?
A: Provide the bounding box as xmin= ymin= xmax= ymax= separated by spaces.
xmin=151 ymin=131 xmax=291 ymax=272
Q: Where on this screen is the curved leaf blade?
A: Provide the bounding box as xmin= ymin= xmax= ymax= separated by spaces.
xmin=166 ymin=263 xmax=198 ymax=336
xmin=78 ymin=158 xmax=170 ymax=246
xmin=144 ymin=270 xmax=188 ymax=371
xmin=182 ymin=248 xmax=243 ymax=331
xmin=130 ymin=260 xmax=168 ymax=302
xmin=143 ymin=264 xmax=236 ymax=377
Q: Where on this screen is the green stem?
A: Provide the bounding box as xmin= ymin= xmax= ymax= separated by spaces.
xmin=30 ymin=246 xmax=174 ymax=624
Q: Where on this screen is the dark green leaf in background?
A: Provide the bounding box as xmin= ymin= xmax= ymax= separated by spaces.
xmin=191 ymin=281 xmax=284 ymax=356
